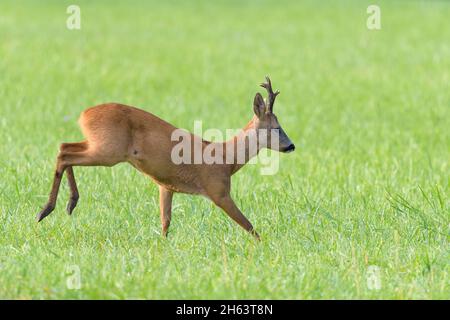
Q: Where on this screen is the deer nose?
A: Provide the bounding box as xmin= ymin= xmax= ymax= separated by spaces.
xmin=284 ymin=144 xmax=295 ymax=153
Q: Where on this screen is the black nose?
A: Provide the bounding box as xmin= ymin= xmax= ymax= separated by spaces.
xmin=285 ymin=144 xmax=295 ymax=152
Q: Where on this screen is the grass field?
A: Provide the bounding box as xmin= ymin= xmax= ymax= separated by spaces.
xmin=0 ymin=0 xmax=448 ymax=299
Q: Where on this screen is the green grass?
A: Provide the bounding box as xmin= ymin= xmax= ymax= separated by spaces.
xmin=0 ymin=0 xmax=449 ymax=299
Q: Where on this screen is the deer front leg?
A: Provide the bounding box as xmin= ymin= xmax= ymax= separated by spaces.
xmin=211 ymin=194 xmax=260 ymax=240
xmin=159 ymin=185 xmax=173 ymax=237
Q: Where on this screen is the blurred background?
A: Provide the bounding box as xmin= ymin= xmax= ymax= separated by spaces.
xmin=0 ymin=0 xmax=448 ymax=299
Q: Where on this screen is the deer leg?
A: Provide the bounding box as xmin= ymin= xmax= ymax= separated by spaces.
xmin=36 ymin=155 xmax=67 ymax=222
xmin=211 ymin=194 xmax=260 ymax=240
xmin=65 ymin=166 xmax=79 ymax=215
xmin=37 ymin=141 xmax=123 ymax=222
xmin=159 ymin=185 xmax=173 ymax=237
xmin=59 ymin=141 xmax=88 ymax=216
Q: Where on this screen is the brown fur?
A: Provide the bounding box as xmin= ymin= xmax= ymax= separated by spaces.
xmin=36 ymin=77 xmax=294 ymax=240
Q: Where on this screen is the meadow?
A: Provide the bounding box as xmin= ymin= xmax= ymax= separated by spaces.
xmin=0 ymin=0 xmax=448 ymax=299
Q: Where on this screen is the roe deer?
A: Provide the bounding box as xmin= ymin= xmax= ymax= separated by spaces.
xmin=36 ymin=77 xmax=295 ymax=239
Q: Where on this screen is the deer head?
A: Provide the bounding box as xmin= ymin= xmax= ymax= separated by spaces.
xmin=252 ymin=76 xmax=295 ymax=153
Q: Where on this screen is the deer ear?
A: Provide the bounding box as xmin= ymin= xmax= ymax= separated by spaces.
xmin=253 ymin=93 xmax=266 ymax=118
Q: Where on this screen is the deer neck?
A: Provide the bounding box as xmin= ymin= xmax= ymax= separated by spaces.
xmin=224 ymin=116 xmax=263 ymax=175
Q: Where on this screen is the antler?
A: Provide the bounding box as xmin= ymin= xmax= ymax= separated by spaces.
xmin=260 ymin=76 xmax=280 ymax=113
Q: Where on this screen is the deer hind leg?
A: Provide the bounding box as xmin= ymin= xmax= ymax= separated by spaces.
xmin=159 ymin=185 xmax=173 ymax=237
xmin=36 ymin=142 xmax=86 ymax=222
xmin=61 ymin=142 xmax=86 ymax=215
xmin=36 ymin=141 xmax=125 ymax=222
xmin=65 ymin=166 xmax=79 ymax=215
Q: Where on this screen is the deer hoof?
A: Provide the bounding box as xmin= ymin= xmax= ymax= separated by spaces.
xmin=36 ymin=204 xmax=55 ymax=222
xmin=66 ymin=196 xmax=79 ymax=215
xmin=251 ymin=230 xmax=261 ymax=241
